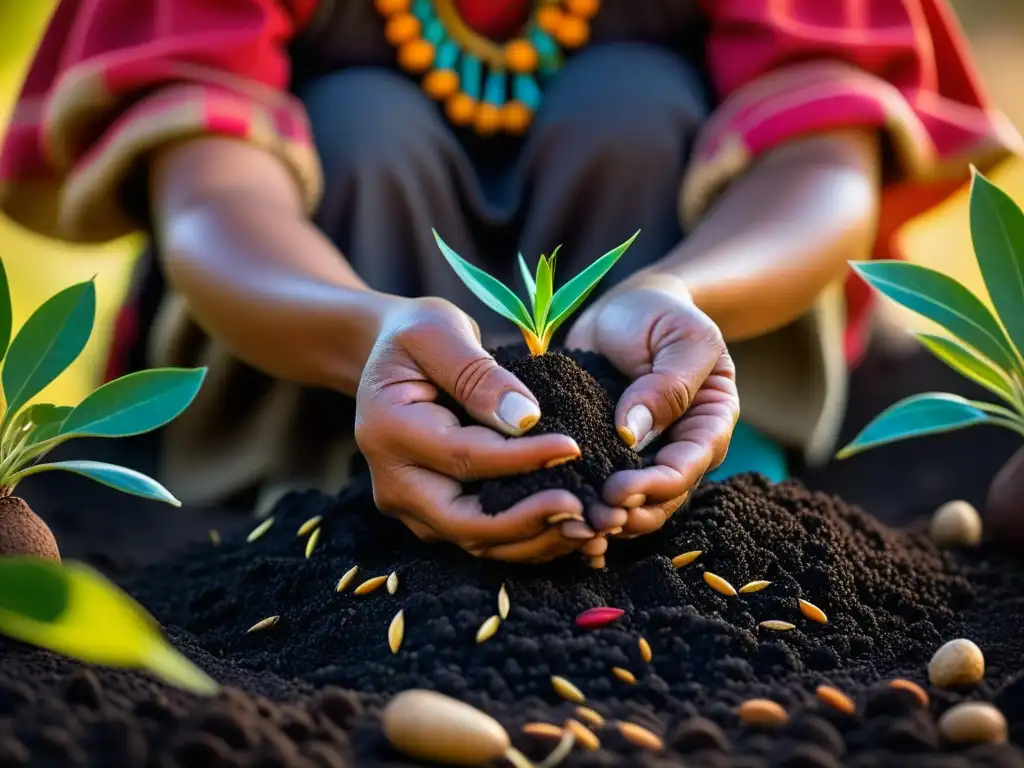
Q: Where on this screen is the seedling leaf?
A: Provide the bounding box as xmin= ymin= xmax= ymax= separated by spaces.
xmin=10 ymin=460 xmax=181 ymax=506
xmin=850 ymin=261 xmax=1018 ymax=375
xmin=916 ymin=333 xmax=1018 ymax=407
xmin=518 ymin=252 xmax=536 ymax=307
xmin=969 ymin=169 xmax=1024 ymax=358
xmin=432 ymin=230 xmax=534 ymax=332
xmin=13 ymin=403 xmax=73 ymax=448
xmin=2 ymin=280 xmax=96 ymax=420
xmin=836 ymin=393 xmax=991 ymax=459
xmin=534 ymin=254 xmax=554 ymax=329
xmin=0 ymin=256 xmax=11 ymax=364
xmin=58 ymin=368 xmax=207 ymax=439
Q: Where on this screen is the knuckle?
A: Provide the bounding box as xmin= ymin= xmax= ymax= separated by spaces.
xmin=448 ymin=445 xmax=478 ymax=481
xmin=453 ymin=354 xmax=498 ymax=406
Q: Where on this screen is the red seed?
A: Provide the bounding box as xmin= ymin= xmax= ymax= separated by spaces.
xmin=575 ymin=607 xmax=625 ymax=628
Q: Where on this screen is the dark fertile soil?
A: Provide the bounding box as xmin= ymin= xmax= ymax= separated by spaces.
xmin=1 ymin=346 xmax=1023 ymax=767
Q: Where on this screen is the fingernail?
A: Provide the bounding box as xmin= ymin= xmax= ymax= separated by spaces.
xmin=547 ymin=512 xmax=584 ymax=524
xmin=544 ymin=453 xmax=579 ymax=469
xmin=498 ymin=391 xmax=540 ymax=432
xmin=605 ymin=526 xmax=623 ymax=536
xmin=622 ymin=493 xmax=646 ymax=508
xmin=617 ymin=425 xmax=636 ymax=447
xmin=561 ymin=521 xmax=596 ymax=539
xmin=625 ymin=405 xmax=653 ymax=450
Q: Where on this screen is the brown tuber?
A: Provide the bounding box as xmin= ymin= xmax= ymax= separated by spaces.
xmin=0 ymin=495 xmax=60 ymax=561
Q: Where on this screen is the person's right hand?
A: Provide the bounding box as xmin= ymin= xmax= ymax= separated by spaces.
xmin=355 ymin=297 xmax=597 ymax=562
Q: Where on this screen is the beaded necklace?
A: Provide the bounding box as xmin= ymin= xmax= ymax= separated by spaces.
xmin=375 ymin=0 xmax=599 ymax=136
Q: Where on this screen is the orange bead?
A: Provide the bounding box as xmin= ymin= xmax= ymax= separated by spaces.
xmin=474 ymin=103 xmax=502 ymax=136
xmin=446 ymin=93 xmax=477 ymax=127
xmin=553 ymin=15 xmax=590 ymax=48
xmin=397 ymin=39 xmax=435 ymax=74
xmin=565 ymin=0 xmax=601 ymax=19
xmin=385 ymin=13 xmax=421 ymax=46
xmin=374 ymin=0 xmax=411 ymax=15
xmin=504 ymin=39 xmax=539 ymax=73
xmin=536 ymin=6 xmax=565 ymax=33
xmin=502 ymin=101 xmax=533 ymax=135
xmin=422 ymin=69 xmax=460 ymax=100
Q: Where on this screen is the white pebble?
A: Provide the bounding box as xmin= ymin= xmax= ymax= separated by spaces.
xmin=929 ymin=500 xmax=982 ymax=548
xmin=938 ymin=702 xmax=1007 ymax=744
xmin=929 ymin=639 xmax=985 ymax=687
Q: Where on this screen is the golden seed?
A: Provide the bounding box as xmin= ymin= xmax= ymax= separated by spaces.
xmin=564 ymin=718 xmax=600 ymax=751
xmin=304 ymin=527 xmax=321 ymax=559
xmin=381 ymin=690 xmax=511 ymax=764
xmin=335 ymin=565 xmax=359 ymax=592
xmin=759 ymin=620 xmax=796 ymax=631
xmin=522 ymin=722 xmax=564 ymax=739
xmin=612 ymin=666 xmax=636 ymax=684
xmin=798 ymin=599 xmax=828 ymax=624
xmin=704 ymin=572 xmax=737 ymax=596
xmin=388 ymin=609 xmax=405 ymax=654
xmin=498 ymin=583 xmax=510 ymax=620
xmin=739 ymin=580 xmax=771 ymax=594
xmin=551 ymin=675 xmax=585 ymax=704
xmin=354 ymin=575 xmax=389 ymax=595
xmin=575 ymin=706 xmax=605 ymax=728
xmin=930 ymin=500 xmax=982 ymax=548
xmin=638 ymin=636 xmax=652 ymax=663
xmin=816 ymin=685 xmax=856 ymax=715
xmin=476 ymin=615 xmax=501 ymax=644
xmin=617 ymin=721 xmax=664 ymax=751
xmin=247 ymin=615 xmax=280 ymax=634
xmin=671 ymin=550 xmax=702 ymax=568
xmin=209 ymin=529 xmax=221 ymax=546
xmin=246 ymin=516 xmax=275 ymax=543
xmin=888 ymin=679 xmax=929 ymax=707
xmin=938 ymin=702 xmax=1007 ymax=744
xmin=387 ymin=571 xmax=399 ymax=595
xmin=929 ymin=638 xmax=985 ymax=687
xmin=737 ymin=699 xmax=788 ymax=727
xmin=296 ymin=515 xmax=322 ymax=537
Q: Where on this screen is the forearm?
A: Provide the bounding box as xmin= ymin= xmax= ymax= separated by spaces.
xmin=649 ymin=130 xmax=881 ymax=341
xmin=150 ymin=138 xmax=394 ymax=395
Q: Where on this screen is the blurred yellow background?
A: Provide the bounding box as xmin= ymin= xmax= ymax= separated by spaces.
xmin=1 ymin=0 xmax=1023 ymax=407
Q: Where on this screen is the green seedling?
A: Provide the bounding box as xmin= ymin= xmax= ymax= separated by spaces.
xmin=838 ymin=168 xmax=1024 ymax=458
xmin=432 ymin=229 xmax=639 ymax=355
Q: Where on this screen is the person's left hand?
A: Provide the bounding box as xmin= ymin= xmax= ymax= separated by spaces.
xmin=565 ymin=273 xmax=739 ymax=564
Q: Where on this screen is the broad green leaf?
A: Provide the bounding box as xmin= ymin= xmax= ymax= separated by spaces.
xmin=26 ymin=406 xmax=74 ymax=446
xmin=851 ymin=261 xmax=1019 ymax=374
xmin=534 ymin=254 xmax=554 ymax=330
xmin=836 ymin=393 xmax=990 ymax=459
xmin=916 ymin=333 xmax=1018 ymax=406
xmin=59 ymin=368 xmax=206 ymax=439
xmin=0 ymin=557 xmax=218 ymax=695
xmin=517 ymin=252 xmax=536 ymax=308
xmin=0 ymin=257 xmax=11 ymax=365
xmin=18 ymin=460 xmax=181 ymax=506
xmin=12 ymin=403 xmax=73 ymax=449
xmin=2 ymin=280 xmax=96 ymax=420
xmin=545 ymin=231 xmax=639 ymax=336
xmin=969 ymin=170 xmax=1024 ymax=358
xmin=432 ymin=230 xmax=535 ymax=332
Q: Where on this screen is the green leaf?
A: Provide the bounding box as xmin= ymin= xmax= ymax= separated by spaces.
xmin=0 ymin=557 xmax=218 ymax=695
xmin=517 ymin=252 xmax=536 ymax=308
xmin=851 ymin=261 xmax=1019 ymax=374
xmin=1 ymin=280 xmax=96 ymax=420
xmin=58 ymin=368 xmax=206 ymax=439
xmin=544 ymin=231 xmax=639 ymax=337
xmin=916 ymin=333 xmax=1019 ymax=406
xmin=0 ymin=257 xmax=12 ymax=365
xmin=836 ymin=393 xmax=991 ymax=459
xmin=18 ymin=404 xmax=73 ymax=448
xmin=17 ymin=460 xmax=181 ymax=506
xmin=534 ymin=254 xmax=554 ymax=330
xmin=969 ymin=169 xmax=1024 ymax=358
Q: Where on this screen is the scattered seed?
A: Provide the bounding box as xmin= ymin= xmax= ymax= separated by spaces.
xmin=354 ymin=575 xmax=389 ymax=595
xmin=304 ymin=527 xmax=321 ymax=559
xmin=247 ymin=615 xmax=280 ymax=634
xmin=498 ymin=583 xmax=510 ymax=620
xmin=209 ymin=529 xmax=221 ymax=546
xmin=575 ymin=607 xmax=625 ymax=628
xmin=476 ymin=615 xmax=501 ymax=644
xmin=638 ymin=636 xmax=652 ymax=663
xmin=816 ymin=685 xmax=856 ymax=715
xmin=575 ymin=706 xmax=605 ymax=729
xmin=387 ymin=571 xmax=399 ymax=595
xmin=564 ymin=719 xmax=600 ymax=751
xmin=610 ymin=666 xmax=636 ymax=684
xmin=246 ymin=516 xmax=275 ymax=543
xmin=617 ymin=721 xmax=664 ymax=751
xmin=671 ymin=550 xmax=701 ymax=568
xmin=888 ymin=679 xmax=929 ymax=707
xmin=929 ymin=638 xmax=985 ymax=687
xmin=798 ymin=599 xmax=828 ymax=624
xmin=930 ymin=500 xmax=982 ymax=548
xmin=551 ymin=675 xmax=585 ymax=704
xmin=522 ymin=722 xmax=564 ymax=739
xmin=703 ymin=572 xmax=737 ymax=596
xmin=387 ymin=609 xmax=404 ymax=654
xmin=296 ymin=515 xmax=322 ymax=536
xmin=759 ymin=620 xmax=796 ymax=631
xmin=737 ymin=699 xmax=788 ymax=727
xmin=739 ymin=580 xmax=771 ymax=594
xmin=335 ymin=565 xmax=359 ymax=592
xmin=381 ymin=690 xmax=510 ymax=764
xmin=938 ymin=702 xmax=1007 ymax=744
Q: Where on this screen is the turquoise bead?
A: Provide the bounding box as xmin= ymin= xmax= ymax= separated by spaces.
xmin=424 ymin=18 xmax=445 ymax=45
xmin=513 ymin=75 xmax=541 ymax=110
xmin=412 ymin=0 xmax=433 ymax=22
xmin=483 ymin=71 xmax=507 ymax=106
xmin=460 ymin=55 xmax=482 ymax=100
xmin=436 ymin=40 xmax=459 ymax=70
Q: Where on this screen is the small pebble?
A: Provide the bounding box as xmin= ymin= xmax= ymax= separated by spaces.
xmin=668 ymin=717 xmax=730 ymax=753
xmin=929 ymin=638 xmax=985 ymax=687
xmin=929 ymin=500 xmax=982 ymax=548
xmin=937 ymin=702 xmax=1007 ymax=744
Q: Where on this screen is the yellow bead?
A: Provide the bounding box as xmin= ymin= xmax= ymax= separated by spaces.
xmin=553 ymin=15 xmax=590 ymax=48
xmin=422 ymin=69 xmax=460 ymax=100
xmin=565 ymin=0 xmax=601 ymax=19
xmin=502 ymin=101 xmax=532 ymax=135
xmin=474 ymin=103 xmax=502 ymax=136
xmin=446 ymin=93 xmax=477 ymax=127
xmin=385 ymin=13 xmax=421 ymax=47
xmin=397 ymin=39 xmax=435 ymax=74
xmin=375 ymin=0 xmax=411 ymax=15
xmin=504 ymin=39 xmax=539 ymax=73
xmin=536 ymin=7 xmax=565 ymax=33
